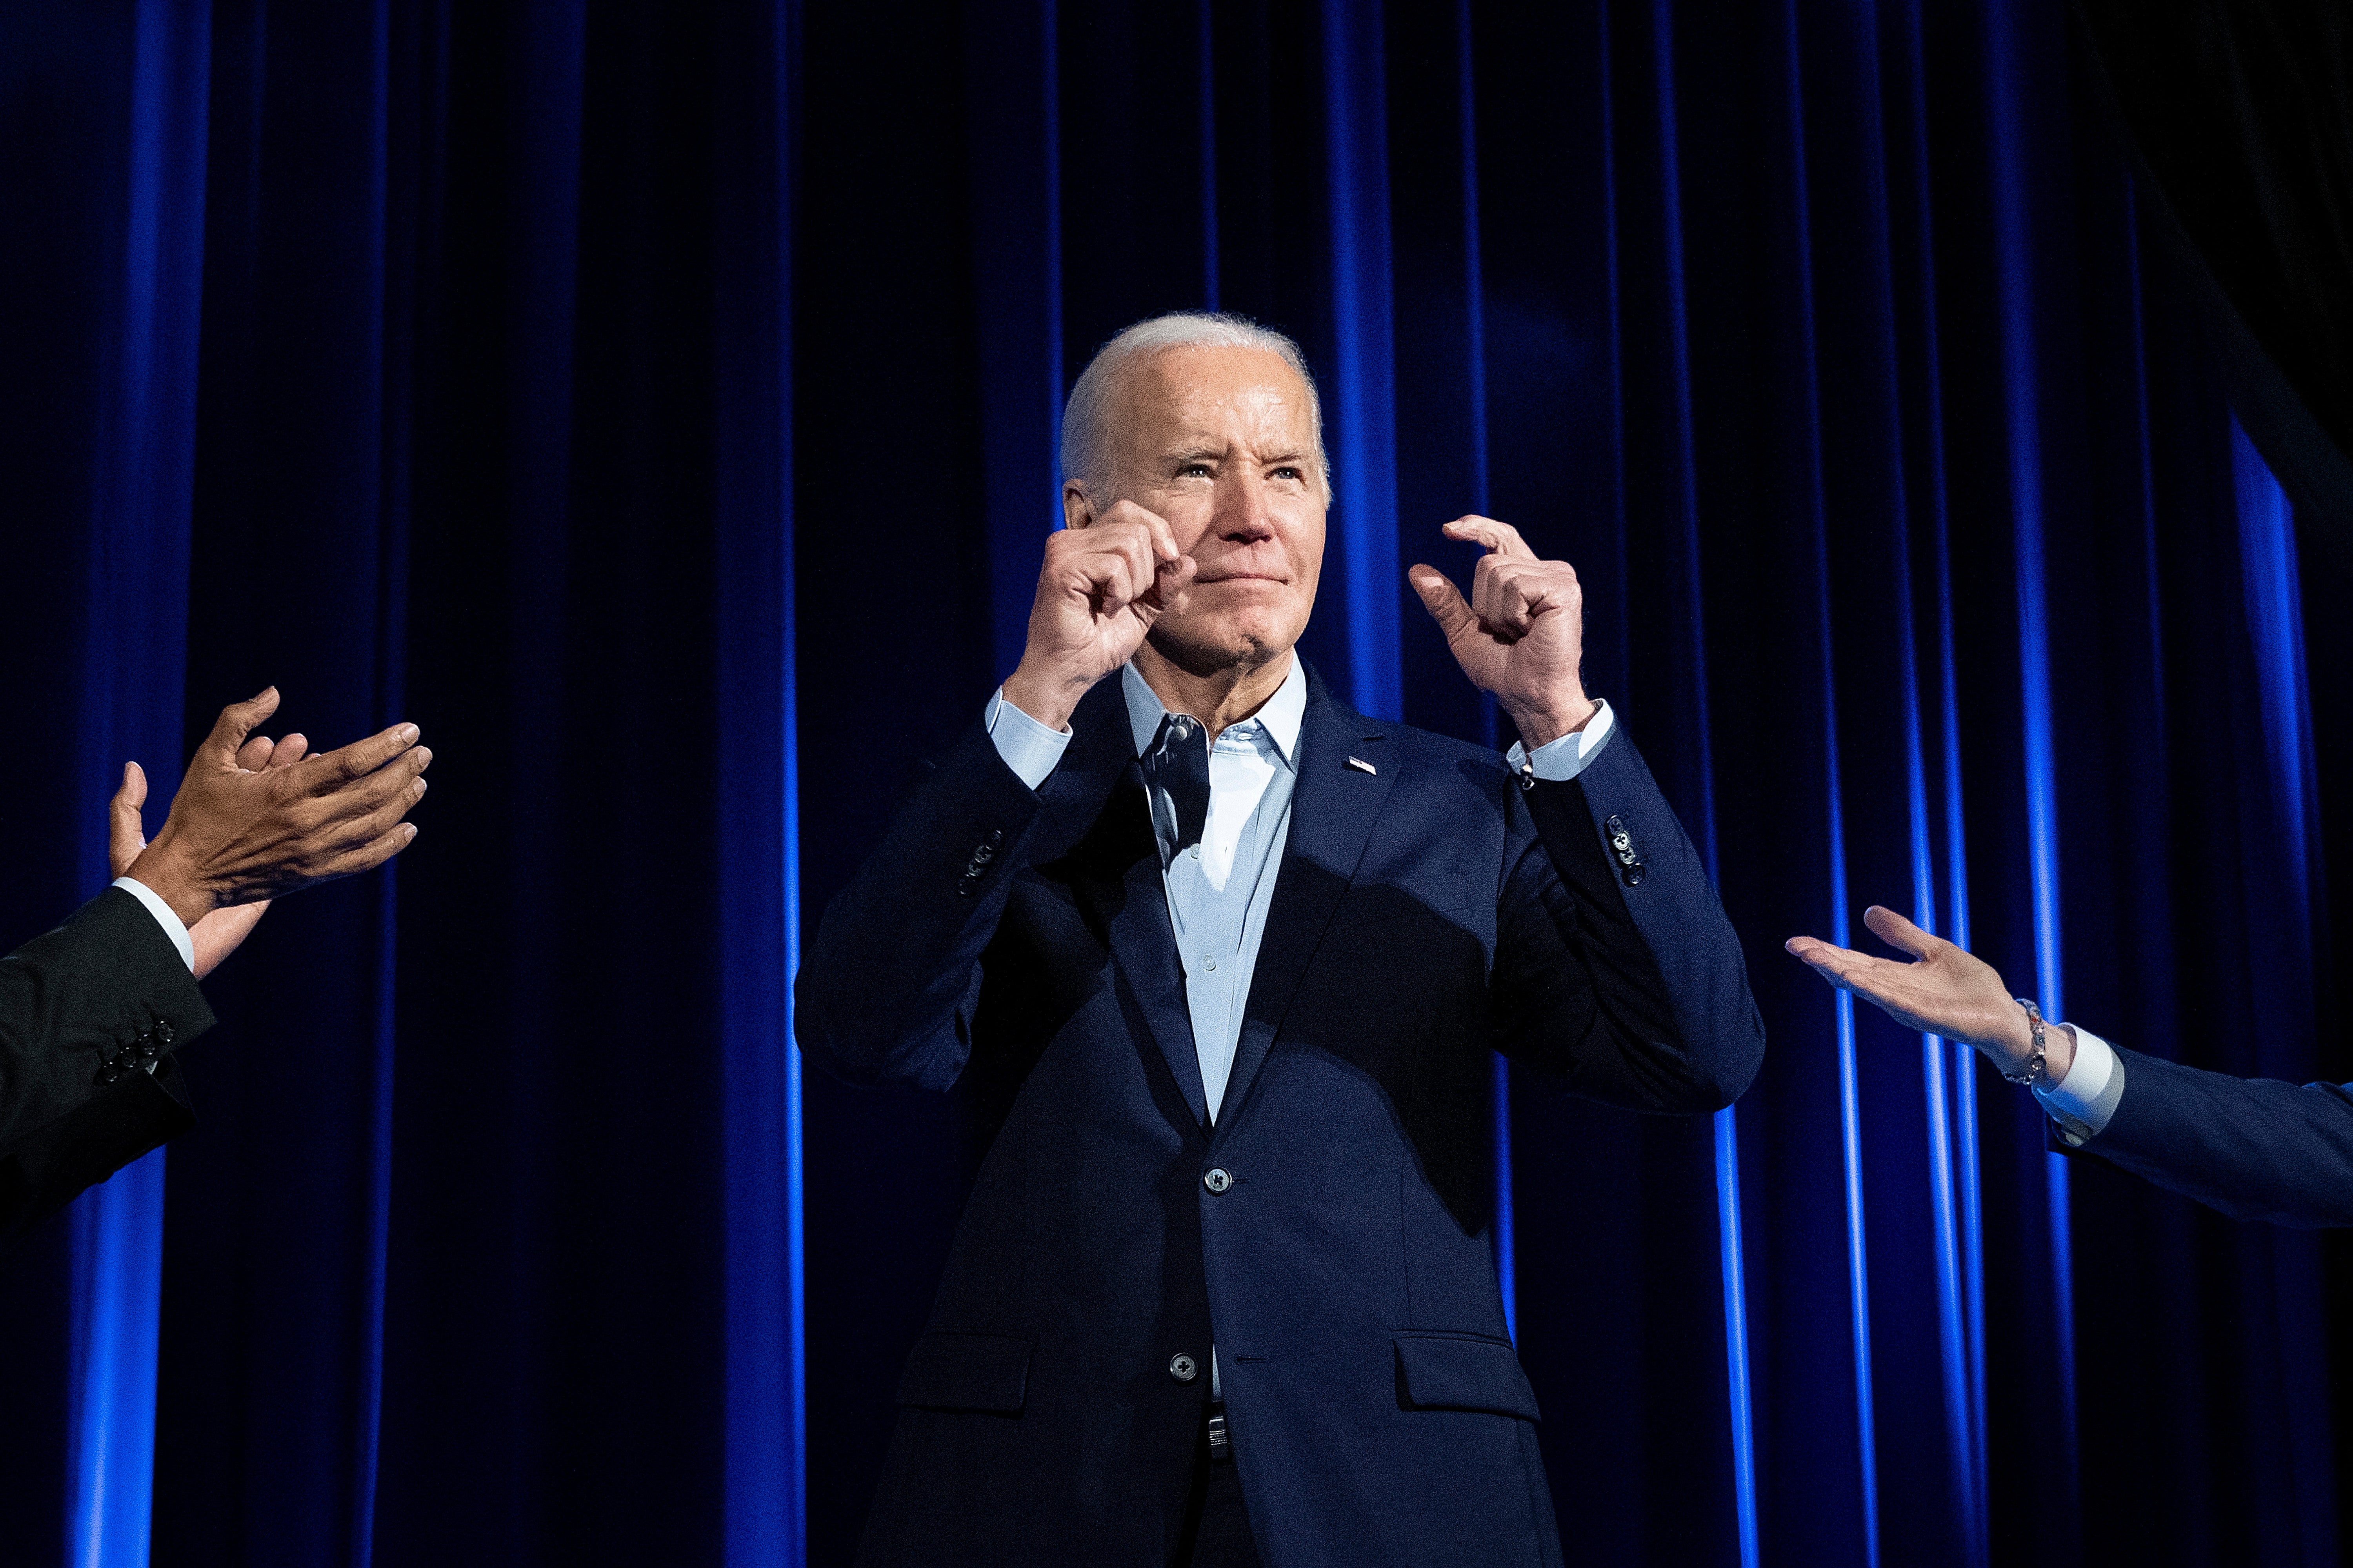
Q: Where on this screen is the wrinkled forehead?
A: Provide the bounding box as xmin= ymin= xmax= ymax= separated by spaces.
xmin=1115 ymin=345 xmax=1315 ymax=451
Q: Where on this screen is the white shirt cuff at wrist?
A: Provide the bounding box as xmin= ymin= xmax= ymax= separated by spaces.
xmin=986 ymin=688 xmax=1074 ymax=791
xmin=115 ymin=876 xmax=195 ymax=973
xmin=2034 ymin=1025 xmax=2124 ymax=1145
xmin=1504 ymin=700 xmax=1616 ymax=783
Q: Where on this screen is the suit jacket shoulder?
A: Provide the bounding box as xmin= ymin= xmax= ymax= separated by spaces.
xmin=0 ymin=888 xmax=215 ymax=1247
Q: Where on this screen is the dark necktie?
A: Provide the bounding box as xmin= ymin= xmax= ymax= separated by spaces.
xmin=1140 ymin=712 xmax=1210 ymax=863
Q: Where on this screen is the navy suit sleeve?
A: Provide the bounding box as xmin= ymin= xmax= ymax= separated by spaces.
xmin=0 ymin=888 xmax=213 ymax=1246
xmin=795 ymin=721 xmax=1064 ymax=1091
xmin=2081 ymin=1046 xmax=2353 ymax=1228
xmin=1493 ymin=726 xmax=1766 ymax=1113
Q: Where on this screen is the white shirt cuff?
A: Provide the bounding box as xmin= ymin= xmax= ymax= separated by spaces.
xmin=1503 ymin=699 xmax=1616 ymax=783
xmin=115 ymin=876 xmax=195 ymax=973
xmin=2034 ymin=1025 xmax=2124 ymax=1146
xmin=986 ymin=688 xmax=1074 ymax=791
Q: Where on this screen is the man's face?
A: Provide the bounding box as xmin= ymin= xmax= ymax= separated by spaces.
xmin=1078 ymin=344 xmax=1327 ymax=677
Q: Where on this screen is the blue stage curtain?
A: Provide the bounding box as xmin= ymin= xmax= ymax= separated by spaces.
xmin=2 ymin=2 xmax=2345 ymax=1566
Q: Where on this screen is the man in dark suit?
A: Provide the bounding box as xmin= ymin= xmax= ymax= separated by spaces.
xmin=1787 ymin=906 xmax=2350 ymax=1227
xmin=797 ymin=313 xmax=1766 ymax=1566
xmin=0 ymin=688 xmax=430 ymax=1244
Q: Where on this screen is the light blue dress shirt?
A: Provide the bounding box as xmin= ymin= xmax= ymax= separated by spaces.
xmin=984 ymin=656 xmax=1613 ymax=1122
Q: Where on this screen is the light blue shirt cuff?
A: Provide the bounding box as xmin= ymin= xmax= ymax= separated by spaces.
xmin=2035 ymin=1025 xmax=2125 ymax=1146
xmin=1502 ymin=699 xmax=1616 ymax=783
xmin=114 ymin=875 xmax=196 ymax=973
xmin=986 ymin=688 xmax=1075 ymax=791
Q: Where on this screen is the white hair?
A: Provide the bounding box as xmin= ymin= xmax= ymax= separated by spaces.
xmin=1058 ymin=311 xmax=1331 ymax=506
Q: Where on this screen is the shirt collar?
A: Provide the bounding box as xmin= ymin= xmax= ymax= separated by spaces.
xmin=1122 ymin=653 xmax=1305 ymax=769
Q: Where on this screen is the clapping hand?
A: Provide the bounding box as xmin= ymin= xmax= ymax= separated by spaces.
xmin=115 ymin=689 xmax=431 ymax=979
xmin=111 ymin=725 xmax=305 ymax=977
xmin=1408 ymin=517 xmax=1599 ymax=751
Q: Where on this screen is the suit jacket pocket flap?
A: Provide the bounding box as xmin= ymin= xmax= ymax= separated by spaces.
xmin=896 ymin=1332 xmax=1035 ymax=1413
xmin=1393 ymin=1332 xmax=1541 ymax=1421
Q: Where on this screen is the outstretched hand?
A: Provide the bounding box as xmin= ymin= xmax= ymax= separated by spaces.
xmin=1786 ymin=906 xmax=2058 ymax=1080
xmin=120 ymin=689 xmax=430 ymax=944
xmin=1408 ymin=517 xmax=1597 ymax=751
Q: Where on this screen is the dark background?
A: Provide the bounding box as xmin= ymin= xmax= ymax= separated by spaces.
xmin=1 ymin=0 xmax=2346 ymax=1564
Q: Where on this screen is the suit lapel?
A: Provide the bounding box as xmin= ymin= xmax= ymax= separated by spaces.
xmin=1046 ymin=680 xmax=1210 ymax=1128
xmin=1215 ymin=670 xmax=1395 ymax=1134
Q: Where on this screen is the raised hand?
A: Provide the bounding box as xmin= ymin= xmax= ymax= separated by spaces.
xmin=1001 ymin=500 xmax=1197 ymax=731
xmin=122 ymin=689 xmax=431 ymax=935
xmin=1785 ymin=906 xmax=2060 ymax=1081
xmin=1408 ymin=517 xmax=1598 ymax=751
xmin=110 ymin=724 xmax=311 ymax=978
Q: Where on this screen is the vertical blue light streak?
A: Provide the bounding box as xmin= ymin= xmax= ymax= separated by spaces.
xmin=1862 ymin=0 xmax=1982 ymax=1553
xmin=1939 ymin=525 xmax=1989 ymax=1554
xmin=782 ymin=440 xmax=807 ymax=1568
xmin=1885 ymin=293 xmax=1976 ymax=1565
xmin=1982 ymin=0 xmax=2076 ymax=1482
xmin=1043 ymin=0 xmax=1066 ymax=474
xmin=2231 ymin=420 xmax=2317 ymax=907
xmin=1942 ymin=577 xmax=1989 ymax=1554
xmin=1896 ymin=0 xmax=1989 ymax=1548
xmin=782 ymin=6 xmax=808 ymax=1558
xmin=65 ymin=1158 xmax=164 ymax=1568
xmin=1198 ymin=0 xmax=1219 ymax=311
xmin=1450 ymin=0 xmax=1513 ymax=1342
xmin=351 ymin=5 xmax=400 ymax=1556
xmin=67 ymin=1 xmax=209 ymax=1560
xmin=1322 ymin=0 xmax=1401 ymax=720
xmin=1779 ymin=2 xmax=1877 ymax=1558
xmin=1900 ymin=508 xmax=1982 ymax=1568
xmin=1456 ymin=0 xmax=1489 ymax=520
xmin=722 ymin=5 xmax=803 ymax=1561
xmin=1647 ymin=3 xmax=1751 ymax=1558
xmin=2122 ymin=185 xmax=2166 ymax=731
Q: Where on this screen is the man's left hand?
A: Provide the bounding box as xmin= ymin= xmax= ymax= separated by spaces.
xmin=1409 ymin=517 xmax=1598 ymax=751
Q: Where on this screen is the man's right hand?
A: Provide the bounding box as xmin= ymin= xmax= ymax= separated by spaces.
xmin=999 ymin=502 xmax=1194 ymax=731
xmin=124 ymin=688 xmax=431 ymax=932
xmin=1786 ymin=905 xmax=2069 ymax=1083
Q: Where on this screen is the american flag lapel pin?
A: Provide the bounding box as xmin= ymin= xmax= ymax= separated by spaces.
xmin=1346 ymin=755 xmax=1377 ymax=776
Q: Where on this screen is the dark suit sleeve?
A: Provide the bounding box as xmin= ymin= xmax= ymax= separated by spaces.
xmin=1491 ymin=725 xmax=1766 ymax=1113
xmin=795 ymin=722 xmax=1060 ymax=1091
xmin=0 ymin=888 xmax=214 ymax=1245
xmin=2076 ymin=1046 xmax=2353 ymax=1228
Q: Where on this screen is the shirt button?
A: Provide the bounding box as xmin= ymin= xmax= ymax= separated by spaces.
xmin=1204 ymin=957 xmax=1217 ymax=971
xmin=1203 ymin=1168 xmax=1232 ymax=1194
xmin=1169 ymin=1353 xmax=1198 ymax=1383
xmin=1189 ymin=845 xmax=1200 ymax=859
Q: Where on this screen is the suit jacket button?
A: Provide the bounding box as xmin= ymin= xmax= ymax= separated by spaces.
xmin=1169 ymin=1353 xmax=1198 ymax=1383
xmin=1202 ymin=1168 xmax=1231 ymax=1194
